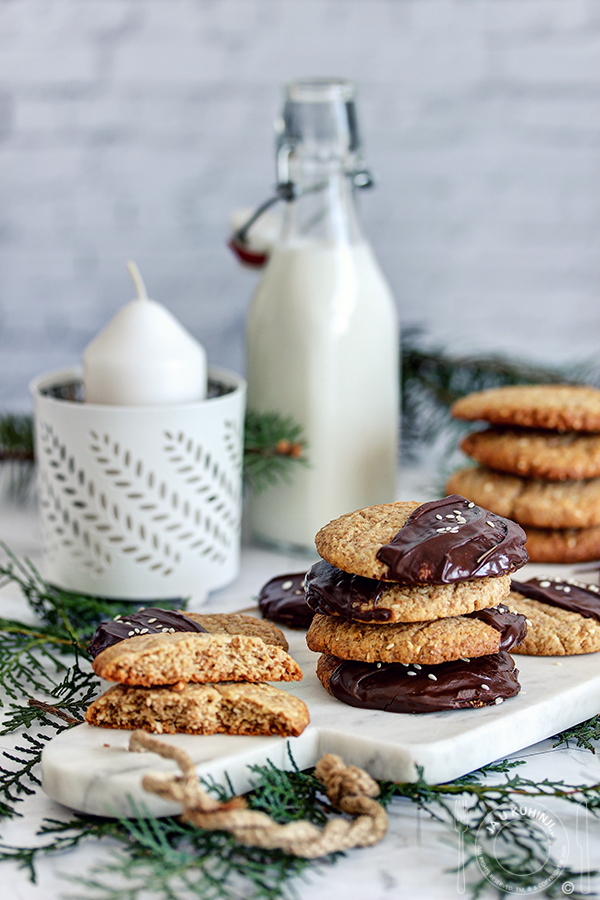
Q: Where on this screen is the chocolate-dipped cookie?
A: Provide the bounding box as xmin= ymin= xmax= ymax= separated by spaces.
xmin=305 ymin=559 xmax=512 ymax=624
xmin=315 ymin=496 xmax=528 ymax=584
xmin=306 ymin=604 xmax=527 ymax=665
xmin=88 ymin=608 xmax=208 ymax=658
xmin=509 ymin=577 xmax=600 ymax=655
xmin=316 ymin=651 xmax=521 ymax=713
xmin=257 ymin=572 xmax=314 ymax=629
xmin=88 ymin=609 xmax=289 ymax=658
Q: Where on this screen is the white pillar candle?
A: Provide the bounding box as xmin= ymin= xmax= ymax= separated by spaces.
xmin=83 ymin=262 xmax=207 ymax=406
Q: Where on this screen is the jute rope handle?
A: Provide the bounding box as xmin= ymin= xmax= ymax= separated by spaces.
xmin=129 ymin=731 xmax=388 ymax=858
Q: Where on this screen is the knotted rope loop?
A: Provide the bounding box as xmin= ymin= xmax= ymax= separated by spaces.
xmin=129 ymin=731 xmax=387 ymax=858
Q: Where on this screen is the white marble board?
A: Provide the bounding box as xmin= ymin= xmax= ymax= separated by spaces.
xmin=42 ymin=627 xmax=600 ymax=819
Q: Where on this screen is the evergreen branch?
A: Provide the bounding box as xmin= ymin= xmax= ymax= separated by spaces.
xmin=2 ymin=795 xmax=316 ymax=900
xmin=0 ymin=757 xmax=598 ymax=900
xmin=0 ymin=413 xmax=35 ymax=502
xmin=0 ymin=631 xmax=75 ymax=707
xmin=0 ymin=733 xmax=49 ymax=806
xmin=553 ymin=715 xmax=600 ymax=754
xmin=389 ymin=765 xmax=598 ymax=897
xmin=399 ymin=326 xmax=600 ymax=464
xmin=0 ymin=409 xmax=309 ymax=501
xmin=0 ymin=414 xmax=34 ymax=459
xmin=27 ymin=698 xmax=83 ymax=726
xmin=245 ymin=754 xmax=333 ymax=827
xmin=244 ymin=410 xmax=309 ymax=493
xmin=0 ymin=543 xmax=186 ymax=643
xmin=0 ymin=666 xmax=101 ymax=813
xmin=0 ymin=543 xmax=598 ymax=897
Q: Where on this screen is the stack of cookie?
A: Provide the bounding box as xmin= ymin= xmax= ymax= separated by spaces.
xmin=446 ymin=384 xmax=600 ymax=563
xmin=85 ymin=608 xmax=309 ymax=736
xmin=304 ymin=496 xmax=529 ymax=713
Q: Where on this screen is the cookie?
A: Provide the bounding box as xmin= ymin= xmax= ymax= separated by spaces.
xmin=88 ymin=609 xmax=289 ymax=658
xmin=451 ymin=385 xmax=600 ymax=433
xmin=522 ymin=525 xmax=600 ymax=563
xmin=182 ymin=612 xmax=289 ymax=650
xmin=460 ymin=428 xmax=600 ymax=482
xmin=508 ymin=596 xmax=600 ymax=656
xmin=446 ymin=467 xmax=600 ymax=529
xmin=506 ymin=577 xmax=600 ymax=656
xmin=88 ymin=608 xmax=209 ymax=658
xmin=305 ymin=559 xmax=512 ymax=624
xmin=257 ymin=572 xmax=314 ymax=629
xmin=315 ymin=651 xmax=520 ymax=713
xmin=92 ymin=631 xmax=302 ymax=686
xmin=306 ymin=605 xmax=526 ymax=665
xmin=315 ymin=496 xmax=528 ymax=584
xmin=85 ymin=681 xmax=310 ymax=736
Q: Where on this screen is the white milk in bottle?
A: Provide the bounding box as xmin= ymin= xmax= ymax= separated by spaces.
xmin=246 ymin=79 xmax=399 ymax=551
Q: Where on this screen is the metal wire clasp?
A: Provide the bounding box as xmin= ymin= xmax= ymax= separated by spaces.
xmin=229 ymin=169 xmax=374 ymax=268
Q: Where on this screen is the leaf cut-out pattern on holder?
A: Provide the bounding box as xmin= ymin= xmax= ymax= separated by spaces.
xmin=36 ymin=417 xmax=243 ymax=581
xmin=37 ymin=422 xmax=112 ymax=576
xmin=162 ymin=421 xmax=242 ymax=561
xmin=88 ymin=430 xmax=180 ymax=576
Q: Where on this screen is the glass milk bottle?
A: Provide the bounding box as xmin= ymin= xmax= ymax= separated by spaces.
xmin=246 ymin=79 xmax=399 ymax=552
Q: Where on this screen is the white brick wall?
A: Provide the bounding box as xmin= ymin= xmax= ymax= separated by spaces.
xmin=0 ymin=0 xmax=599 ymax=410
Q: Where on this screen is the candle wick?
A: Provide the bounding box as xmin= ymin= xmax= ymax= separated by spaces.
xmin=127 ymin=260 xmax=149 ymax=300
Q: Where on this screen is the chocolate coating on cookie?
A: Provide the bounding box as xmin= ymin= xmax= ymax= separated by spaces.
xmin=258 ymin=572 xmax=314 ymax=629
xmin=305 ymin=559 xmax=512 ymax=624
xmin=375 ymin=495 xmax=528 ymax=584
xmin=468 ymin=605 xmax=528 ymax=651
xmin=305 ymin=560 xmax=394 ymax=622
xmin=511 ymin=578 xmax=600 ymax=624
xmin=328 ymin=651 xmax=520 ymax=713
xmin=87 ymin=608 xmax=207 ymax=658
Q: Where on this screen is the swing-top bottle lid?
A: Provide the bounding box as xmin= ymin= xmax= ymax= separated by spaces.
xmin=278 ymin=78 xmax=362 ymax=161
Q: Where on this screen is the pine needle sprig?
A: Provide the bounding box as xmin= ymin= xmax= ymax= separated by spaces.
xmin=0 ymin=408 xmax=310 ymax=503
xmin=0 ymin=543 xmax=148 ymax=643
xmin=0 ymin=414 xmax=34 ymax=463
xmin=243 ymin=410 xmax=309 ymax=494
xmin=553 ymin=715 xmax=600 ymax=754
xmin=0 ymin=413 xmax=35 ymax=502
xmin=389 ymin=765 xmax=599 ymax=898
xmin=0 ymin=733 xmax=49 ymax=807
xmin=1 ymin=663 xmax=98 ymax=732
xmin=399 ymin=326 xmax=599 ymax=463
xmin=1 ymin=756 xmax=598 ymax=900
xmin=0 ymin=630 xmax=77 ymax=707
xmin=0 ymin=664 xmax=100 ymax=814
xmin=246 ymin=762 xmax=331 ymax=827
xmin=391 ymin=765 xmax=600 ymax=810
xmin=4 ymin=795 xmax=317 ymax=900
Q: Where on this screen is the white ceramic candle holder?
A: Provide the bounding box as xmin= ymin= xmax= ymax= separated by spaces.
xmin=30 ymin=367 xmax=246 ymax=603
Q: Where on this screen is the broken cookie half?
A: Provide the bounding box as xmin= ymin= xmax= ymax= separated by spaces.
xmin=86 ymin=608 xmax=308 ymax=737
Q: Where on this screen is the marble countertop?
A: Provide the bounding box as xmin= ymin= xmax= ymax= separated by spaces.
xmin=1 ymin=481 xmax=600 ymax=900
